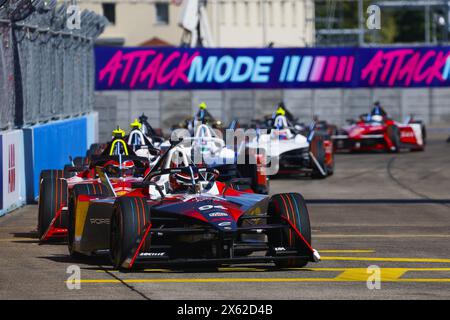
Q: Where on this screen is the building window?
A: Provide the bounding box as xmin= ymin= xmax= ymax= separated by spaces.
xmin=257 ymin=2 xmax=261 ymax=26
xmin=155 ymin=2 xmax=169 ymax=25
xmin=268 ymin=2 xmax=274 ymax=26
xmin=244 ymin=1 xmax=250 ymax=26
xmin=292 ymin=0 xmax=297 ymax=27
xmin=280 ymin=1 xmax=285 ymax=27
xmin=220 ymin=2 xmax=226 ymax=25
xmin=232 ymin=1 xmax=237 ymax=26
xmin=102 ymin=3 xmax=116 ymax=25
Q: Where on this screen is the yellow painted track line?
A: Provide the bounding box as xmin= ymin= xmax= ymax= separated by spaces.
xmin=96 ymin=267 xmax=450 ymax=273
xmin=84 ymin=268 xmax=450 ymax=284
xmin=69 ymin=278 xmax=450 ymax=284
xmin=320 ymin=256 xmax=450 ymax=263
xmin=294 ymin=267 xmax=450 ymax=271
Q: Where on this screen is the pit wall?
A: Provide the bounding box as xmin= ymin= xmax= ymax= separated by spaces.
xmin=0 ymin=113 xmax=98 ymax=217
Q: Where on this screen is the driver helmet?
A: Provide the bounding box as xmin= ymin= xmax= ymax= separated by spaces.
xmin=103 ymin=160 xmax=135 ymax=177
xmin=371 ymin=114 xmax=383 ymax=122
xmin=169 ymin=171 xmax=199 ymax=192
xmin=199 ymin=102 xmax=207 ymax=110
xmin=275 ymin=106 xmax=286 ymax=117
xmin=112 ymin=127 xmax=126 ymax=138
xmin=130 ymin=119 xmax=142 ymax=130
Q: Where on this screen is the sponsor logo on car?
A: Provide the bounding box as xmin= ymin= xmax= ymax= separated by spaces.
xmin=90 ymin=218 xmax=110 ymax=225
xmin=209 ymin=212 xmax=229 ymax=217
xmin=401 ymin=131 xmax=415 ymax=138
xmin=199 ymin=205 xmax=227 ymax=211
xmin=218 ymin=221 xmax=232 ymax=227
xmin=140 ymin=252 xmax=166 ymax=257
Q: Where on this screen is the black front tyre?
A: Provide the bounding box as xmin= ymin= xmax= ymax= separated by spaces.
xmin=387 ymin=125 xmax=401 ymax=153
xmin=110 ymin=197 xmax=151 ymax=270
xmin=267 ymin=193 xmax=312 ymax=268
xmin=38 ymin=174 xmax=68 ymax=240
xmin=310 ymin=137 xmax=328 ymax=179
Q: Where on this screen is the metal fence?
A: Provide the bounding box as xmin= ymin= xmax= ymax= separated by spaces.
xmin=0 ymin=0 xmax=107 ymax=130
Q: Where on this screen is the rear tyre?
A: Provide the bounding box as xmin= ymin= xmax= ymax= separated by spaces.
xmin=324 ymin=139 xmax=335 ymax=176
xmin=310 ymin=137 xmax=328 ymax=179
xmin=237 ymin=148 xmax=269 ymax=194
xmin=267 ymin=193 xmax=311 ymax=268
xmin=37 ymin=173 xmax=68 ymax=240
xmin=110 ymin=197 xmax=150 ymax=270
xmin=410 ymin=121 xmax=426 ymax=151
xmin=387 ymin=125 xmax=401 ymax=153
xmin=40 ymin=169 xmax=71 ymax=180
xmin=68 ymin=183 xmax=111 ymax=258
xmin=420 ymin=123 xmax=427 ymax=146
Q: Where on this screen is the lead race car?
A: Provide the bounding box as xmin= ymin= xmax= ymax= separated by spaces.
xmin=68 ymin=140 xmax=320 ymax=270
xmin=38 ymin=128 xmax=152 ymax=242
xmin=333 ymin=103 xmax=426 ymax=152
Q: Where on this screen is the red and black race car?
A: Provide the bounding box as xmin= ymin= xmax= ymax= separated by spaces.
xmin=68 ymin=141 xmax=320 ymax=270
xmin=333 ymin=113 xmax=426 ymax=153
xmin=38 ymin=132 xmax=152 ymax=242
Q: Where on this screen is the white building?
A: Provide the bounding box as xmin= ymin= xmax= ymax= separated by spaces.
xmin=76 ymin=0 xmax=315 ymax=47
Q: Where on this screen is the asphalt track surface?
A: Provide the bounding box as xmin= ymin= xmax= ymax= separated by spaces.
xmin=1 ymin=132 xmax=449 ymax=300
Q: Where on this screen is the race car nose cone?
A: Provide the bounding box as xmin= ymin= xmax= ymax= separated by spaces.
xmin=313 ymin=249 xmax=321 ymax=262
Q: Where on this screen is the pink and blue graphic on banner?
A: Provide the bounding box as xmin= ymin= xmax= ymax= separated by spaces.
xmin=95 ymin=46 xmax=450 ymax=90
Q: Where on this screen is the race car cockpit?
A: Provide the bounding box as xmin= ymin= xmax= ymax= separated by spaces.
xmin=139 ymin=113 xmax=165 ymax=146
xmin=102 ymin=127 xmax=131 ymax=157
xmin=142 ymin=140 xmax=220 ymax=198
xmin=271 ymin=108 xmax=295 ymax=140
xmin=127 ymin=119 xmax=160 ymax=161
xmin=93 ymin=127 xmax=150 ymax=177
xmin=364 ymin=102 xmax=388 ymax=123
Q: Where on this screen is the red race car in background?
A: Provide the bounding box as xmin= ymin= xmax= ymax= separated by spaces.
xmin=38 ymin=129 xmax=153 ymax=242
xmin=333 ymin=105 xmax=426 ymax=153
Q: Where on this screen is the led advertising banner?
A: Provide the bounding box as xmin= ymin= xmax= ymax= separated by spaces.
xmin=95 ymin=46 xmax=450 ymax=90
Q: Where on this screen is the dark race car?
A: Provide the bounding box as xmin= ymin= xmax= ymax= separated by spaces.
xmin=68 ymin=141 xmax=320 ymax=270
xmin=38 ymin=129 xmax=152 ymax=242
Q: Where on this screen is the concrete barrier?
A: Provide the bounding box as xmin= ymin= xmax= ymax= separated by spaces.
xmin=95 ymin=88 xmax=450 ymax=142
xmin=0 ymin=130 xmax=26 ymax=216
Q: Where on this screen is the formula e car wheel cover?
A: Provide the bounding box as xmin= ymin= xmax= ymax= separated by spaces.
xmin=38 ymin=173 xmax=68 ymax=239
xmin=311 ymin=138 xmax=328 ymax=179
xmin=268 ymin=193 xmax=311 ymax=268
xmin=68 ymin=183 xmax=111 ymax=258
xmin=110 ymin=197 xmax=150 ymax=269
xmin=387 ymin=125 xmax=401 ymax=152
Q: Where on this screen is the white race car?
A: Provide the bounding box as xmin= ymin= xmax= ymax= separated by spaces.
xmin=173 ymin=122 xmax=270 ymax=194
xmin=249 ymin=115 xmax=334 ymax=178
